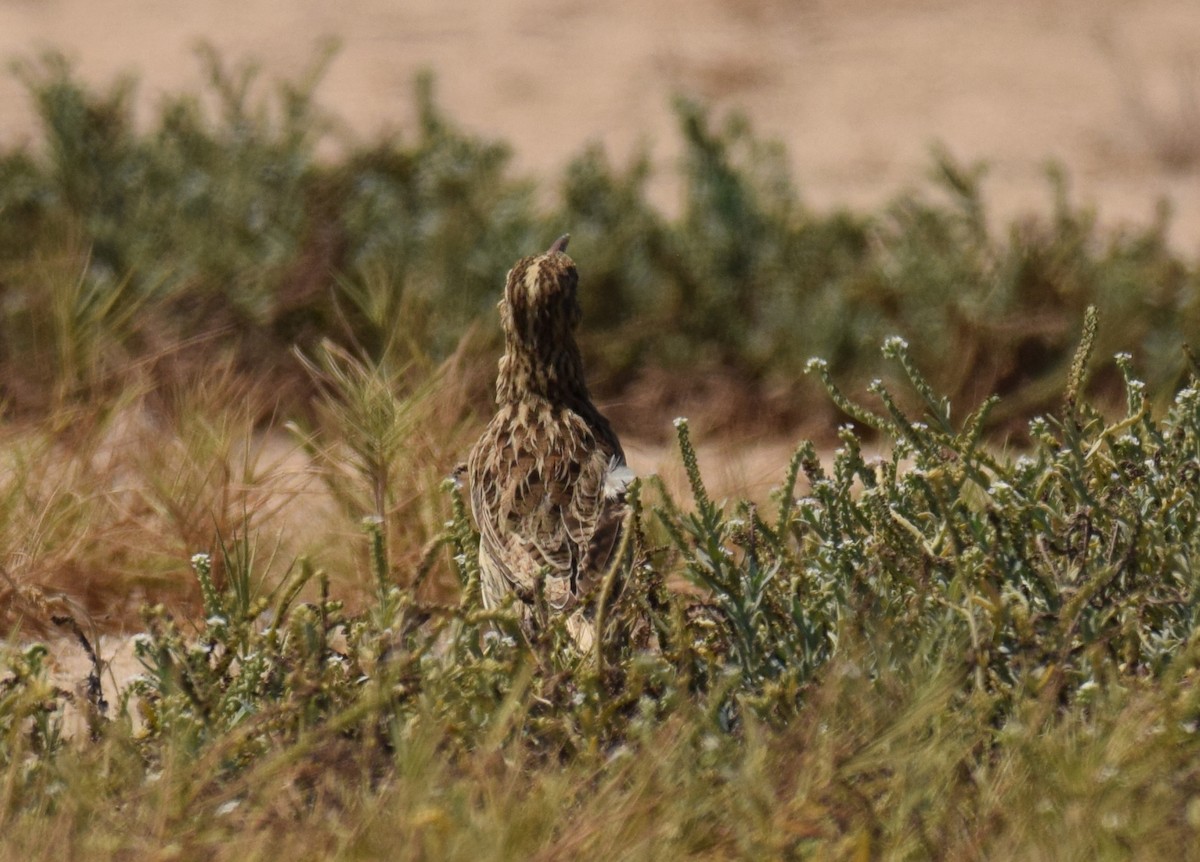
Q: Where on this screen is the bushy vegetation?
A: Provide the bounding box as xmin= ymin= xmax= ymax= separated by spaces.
xmin=1 ymin=50 xmax=1198 ymax=423
xmin=4 ymin=49 xmax=1200 ymax=859
xmin=5 ymin=300 xmax=1200 ymax=858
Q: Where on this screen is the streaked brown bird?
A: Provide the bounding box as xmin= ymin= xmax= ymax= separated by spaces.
xmin=467 ymin=235 xmax=633 ymax=650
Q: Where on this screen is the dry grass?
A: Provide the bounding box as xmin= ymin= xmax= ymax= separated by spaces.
xmin=0 ymin=361 xmax=469 ymax=639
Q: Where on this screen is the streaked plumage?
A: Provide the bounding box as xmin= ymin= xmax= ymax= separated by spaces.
xmin=467 ymin=235 xmax=631 ymax=649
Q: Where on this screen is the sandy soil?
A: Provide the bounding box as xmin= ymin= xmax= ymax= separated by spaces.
xmin=1 ymin=0 xmax=1199 ymax=249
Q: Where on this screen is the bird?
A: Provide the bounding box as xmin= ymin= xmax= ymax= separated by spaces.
xmin=467 ymin=234 xmax=634 ymax=651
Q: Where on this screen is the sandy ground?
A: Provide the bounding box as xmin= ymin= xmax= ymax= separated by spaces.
xmin=1 ymin=0 xmax=1199 ymax=249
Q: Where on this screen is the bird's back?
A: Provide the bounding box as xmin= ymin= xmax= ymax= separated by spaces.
xmin=468 ymin=399 xmax=628 ymax=620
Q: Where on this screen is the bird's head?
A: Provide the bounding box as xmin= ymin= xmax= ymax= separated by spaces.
xmin=494 ymin=234 xmax=590 ymax=405
xmin=499 ymin=234 xmax=580 ymax=349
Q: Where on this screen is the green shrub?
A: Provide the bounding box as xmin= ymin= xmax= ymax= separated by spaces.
xmin=2 ymin=50 xmax=1199 ymax=425
xmin=5 ymin=313 xmax=1200 ymax=856
xmin=9 ymin=308 xmax=1200 ymax=750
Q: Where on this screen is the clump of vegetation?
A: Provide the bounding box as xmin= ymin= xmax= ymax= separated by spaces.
xmin=1 ymin=49 xmax=1198 ymax=425
xmin=5 ymin=306 xmax=1200 ymax=858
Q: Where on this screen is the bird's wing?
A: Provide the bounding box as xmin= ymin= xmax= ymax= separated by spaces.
xmin=560 ymin=451 xmax=631 ymax=604
xmin=468 ymin=414 xmax=574 ymax=605
xmin=468 ymin=412 xmax=630 ymax=612
xmin=468 ymin=424 xmax=527 ymax=602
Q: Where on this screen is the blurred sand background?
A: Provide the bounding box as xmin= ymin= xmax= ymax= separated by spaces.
xmin=1 ymin=0 xmax=1199 ymax=249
